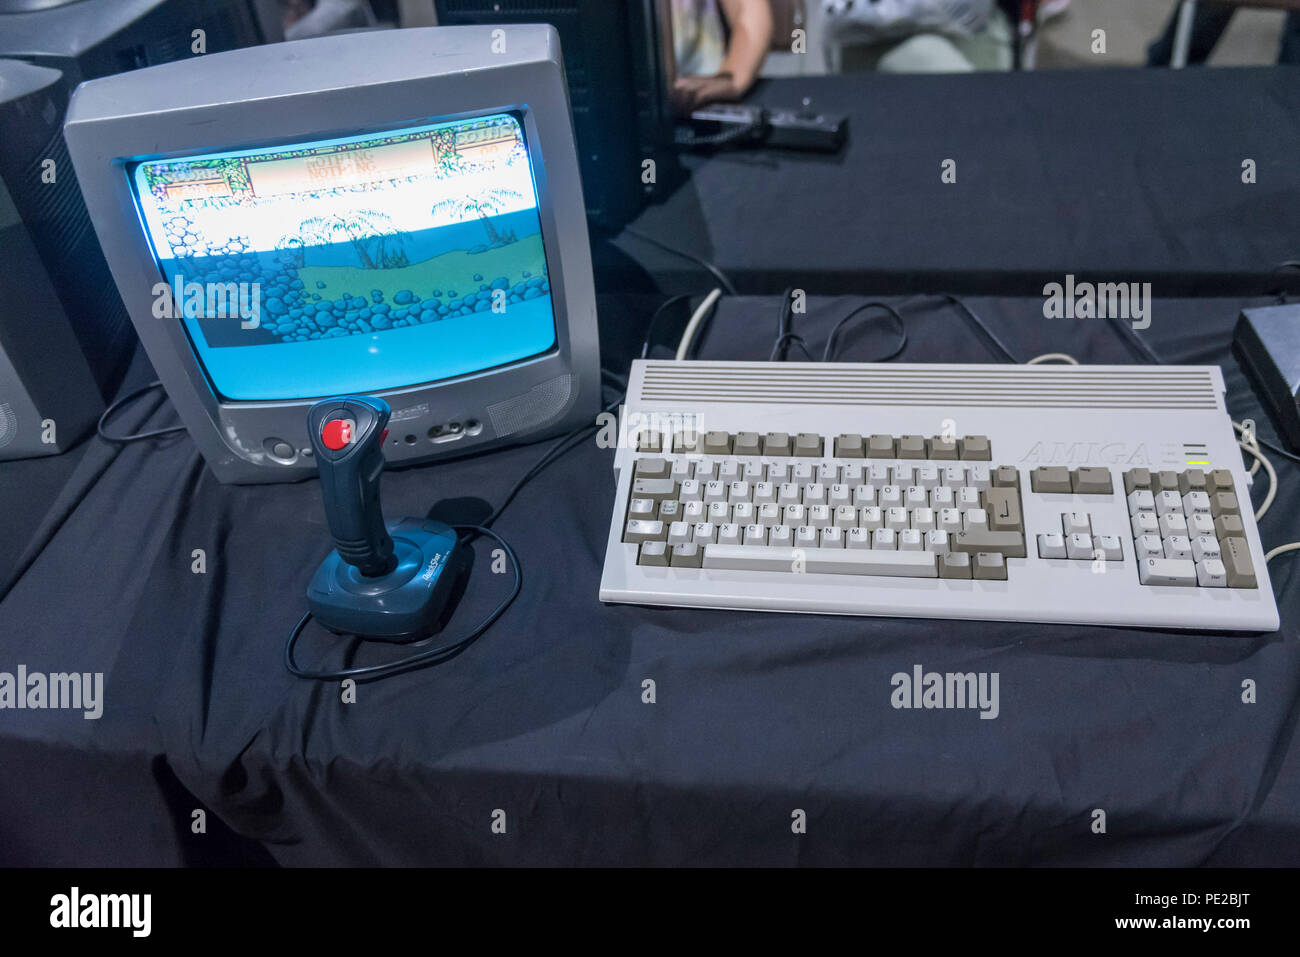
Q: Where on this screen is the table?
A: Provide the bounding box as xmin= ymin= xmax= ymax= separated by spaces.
xmin=1 ymin=293 xmax=1296 ymax=865
xmin=611 ymin=69 xmax=1300 ymax=297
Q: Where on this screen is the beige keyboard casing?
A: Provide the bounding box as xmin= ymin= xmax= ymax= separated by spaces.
xmin=598 ymin=360 xmax=1280 ymax=632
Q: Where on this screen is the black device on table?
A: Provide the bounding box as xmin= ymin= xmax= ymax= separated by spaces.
xmin=681 ymin=99 xmax=849 ymax=152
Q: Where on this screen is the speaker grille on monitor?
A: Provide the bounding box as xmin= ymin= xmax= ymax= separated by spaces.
xmin=488 ymin=374 xmax=575 ymax=437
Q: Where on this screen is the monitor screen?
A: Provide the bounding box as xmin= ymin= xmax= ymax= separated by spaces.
xmin=128 ymin=111 xmax=557 ymax=401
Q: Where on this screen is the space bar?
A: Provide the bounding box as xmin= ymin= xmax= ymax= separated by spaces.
xmin=703 ymin=545 xmax=937 ymax=578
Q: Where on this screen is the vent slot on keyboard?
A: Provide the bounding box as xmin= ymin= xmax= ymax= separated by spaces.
xmin=638 ymin=365 xmax=1219 ymax=410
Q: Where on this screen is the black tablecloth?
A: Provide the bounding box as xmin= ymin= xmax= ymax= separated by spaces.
xmin=615 ymin=68 xmax=1300 ymax=297
xmin=1 ymin=293 xmax=1296 ymax=865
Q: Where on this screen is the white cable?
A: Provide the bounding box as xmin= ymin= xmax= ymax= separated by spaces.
xmin=1265 ymin=542 xmax=1300 ymax=563
xmin=1026 ymin=353 xmax=1079 ymax=365
xmin=1237 ymin=438 xmax=1276 ymax=520
xmin=1233 ymin=420 xmax=1262 ymax=475
xmin=674 ymin=288 xmax=724 ymax=361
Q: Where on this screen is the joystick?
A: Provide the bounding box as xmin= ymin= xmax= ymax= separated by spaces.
xmin=305 ymin=396 xmax=465 ymax=642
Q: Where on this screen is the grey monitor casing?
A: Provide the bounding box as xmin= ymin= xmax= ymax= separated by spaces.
xmin=63 ymin=25 xmax=601 ymax=484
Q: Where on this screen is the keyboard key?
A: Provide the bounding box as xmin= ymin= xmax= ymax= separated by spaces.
xmin=1158 ymin=512 xmax=1188 ymax=538
xmin=1191 ymin=535 xmax=1220 ymax=563
xmin=1207 ymin=469 xmax=1234 ymax=494
xmin=834 ymin=433 xmax=865 ymax=458
xmin=1211 ymin=491 xmax=1240 ymax=518
xmin=846 ymin=527 xmax=872 ymax=549
xmin=753 ymin=481 xmax=776 ymax=505
xmin=1135 ymin=535 xmax=1164 ymax=559
xmin=807 ymin=505 xmax=832 ymax=528
xmin=636 ymin=431 xmax=662 ymax=453
xmin=959 ymin=435 xmax=991 ymax=460
xmin=899 ymin=529 xmax=923 ymax=551
xmin=681 ymin=501 xmax=706 ymax=523
xmin=973 ymin=552 xmax=1007 ymax=581
xmin=703 ymin=544 xmax=937 ymax=577
xmin=1031 ymin=466 xmax=1072 ymax=493
xmin=691 ymin=522 xmax=716 ymax=545
xmin=985 ymin=487 xmax=1023 ymax=532
xmin=1037 ymin=533 xmax=1067 ymax=559
xmin=763 ymin=432 xmax=792 ymax=456
xmin=1132 ymin=512 xmax=1159 ymax=537
xmin=952 ymin=530 xmax=1027 ymax=558
xmin=917 ymin=465 xmax=941 ymax=488
xmin=1154 ymin=491 xmax=1182 ymax=515
xmin=728 ymin=481 xmax=752 ymax=504
xmin=928 ymin=436 xmax=958 ymax=460
xmin=834 ymin=505 xmax=859 ymax=529
xmin=1151 ymin=470 xmax=1180 ymax=494
xmin=632 ymin=478 xmax=678 ymax=502
xmin=1163 ymin=535 xmax=1192 ymax=560
xmin=957 ymin=486 xmax=982 ymax=510
xmin=829 ymin=483 xmax=852 ymax=507
xmin=1127 ymin=489 xmax=1155 ymax=514
xmin=941 ymin=466 xmax=966 ymax=488
xmin=1065 ymin=533 xmax=1093 ymax=560
xmin=624 ymin=520 xmax=666 ymax=544
xmin=733 ymin=432 xmax=761 ymax=456
xmin=1214 ymin=514 xmax=1245 ymax=539
xmin=717 ymin=461 xmax=742 ymax=484
xmin=939 ymin=507 xmax=963 ymax=533
xmin=926 ymin=530 xmax=950 ymax=553
xmin=1062 ymin=511 xmax=1091 ymax=536
xmin=930 ymin=486 xmax=955 ymax=509
xmin=670 ymin=542 xmax=703 ymax=568
xmin=1095 ymin=535 xmax=1124 ymax=561
xmin=963 ymin=508 xmax=989 ymax=532
xmin=853 ymin=484 xmax=877 ymax=506
xmin=817 ymin=464 xmax=841 ymax=484
xmin=840 ymin=464 xmax=865 ymax=485
xmin=1182 ymin=491 xmax=1211 ymax=516
xmin=707 ymin=501 xmax=730 ymax=523
xmin=859 ymin=506 xmax=883 ymax=530
xmin=967 ymin=465 xmax=991 ymax=490
xmin=803 ymin=482 xmax=827 ymax=506
xmin=658 ymin=500 xmax=681 ymax=523
xmin=731 ymin=502 xmax=754 ymax=524
xmin=627 ymin=498 xmax=656 ymax=520
xmin=668 ymin=521 xmax=692 ymax=545
xmin=769 ymin=525 xmax=794 ymax=547
xmin=675 ymin=430 xmax=704 ymax=453
xmin=758 ymin=502 xmax=781 ymax=524
xmin=783 ymin=503 xmax=807 ymax=526
xmin=1072 ymin=467 xmax=1113 ymax=494
xmin=1220 ymin=537 xmax=1257 ymax=588
xmin=633 ymin=457 xmax=670 ymax=479
xmin=796 ymin=526 xmax=819 ymax=548
xmin=1123 ymin=467 xmax=1152 ymax=494
xmin=702 ymin=431 xmax=732 ymax=455
xmin=766 ymin=463 xmax=792 ymax=484
xmin=911 ymin=507 xmax=936 ymax=532
xmin=867 ymin=434 xmax=896 ymax=458
xmin=638 ymin=541 xmax=669 ymax=566
xmin=905 ymin=486 xmax=928 ymax=508
xmin=898 ymin=435 xmax=927 ymax=459
xmin=892 ymin=465 xmax=916 ymax=487
xmin=794 ymin=433 xmax=823 ymax=457
xmin=1188 ymin=513 xmax=1215 ymax=537
xmin=1197 ymin=558 xmax=1228 ymax=588
xmin=778 ymin=482 xmax=801 ymax=506
xmin=1179 ymin=469 xmax=1208 ymax=494
xmin=879 ymin=485 xmax=903 ymax=508
xmin=939 ymin=552 xmax=972 ymax=578
xmin=1138 ymin=557 xmax=1197 ymax=586
xmin=820 ymin=526 xmax=845 ymax=549
xmin=992 ymin=465 xmax=1020 ymax=488
xmin=872 ymin=528 xmax=896 ymax=550
xmin=886 ymin=505 xmax=911 ymax=530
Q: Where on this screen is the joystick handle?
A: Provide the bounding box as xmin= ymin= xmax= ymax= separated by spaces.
xmin=307 ymin=396 xmax=396 ymax=578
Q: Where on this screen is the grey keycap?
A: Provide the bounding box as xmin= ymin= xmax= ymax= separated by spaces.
xmin=703 ymin=431 xmax=732 ymax=455
xmin=1210 ymin=491 xmax=1240 ymax=517
xmin=633 ymin=457 xmax=671 ymax=479
xmin=637 ymin=541 xmax=669 ymax=566
xmin=972 ymin=552 xmax=1007 ymax=581
xmin=794 ymin=433 xmax=823 ymax=457
xmin=763 ymin=432 xmax=792 ymax=456
xmin=1207 ymin=469 xmax=1234 ymax=494
xmin=867 ymin=434 xmax=896 ymax=458
xmin=1213 ymin=514 xmax=1244 ymax=538
xmin=1220 ymin=537 xmax=1257 ymax=588
xmin=939 ymin=552 xmax=972 ymax=579
xmin=636 ymin=431 xmax=662 ymax=453
xmin=670 ymin=542 xmax=703 ymax=568
xmin=992 ymin=466 xmax=1019 ymax=489
xmin=624 ymin=520 xmax=666 ymax=544
xmin=1071 ymin=467 xmax=1113 ymax=495
xmin=1151 ymin=470 xmax=1180 ymax=494
xmin=928 ymin=436 xmax=958 ymax=460
xmin=951 ymin=530 xmax=1026 ymax=558
xmin=1123 ymin=468 xmax=1152 ymax=495
xmin=984 ymin=487 xmax=1023 ymax=532
xmin=958 ymin=435 xmax=991 ymax=460
xmin=631 ymin=478 xmax=679 ymax=502
xmin=733 ymin=431 xmax=761 ymax=455
xmin=834 ymin=433 xmax=865 ymax=458
xmin=1178 ymin=469 xmax=1208 ymax=494
xmin=1030 ymin=466 xmax=1072 ymax=493
xmin=675 ymin=430 xmax=704 ymax=453
xmin=897 ymin=435 xmax=926 ymax=459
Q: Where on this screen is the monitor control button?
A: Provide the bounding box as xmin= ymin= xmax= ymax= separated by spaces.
xmin=264 ymin=437 xmax=298 ymax=463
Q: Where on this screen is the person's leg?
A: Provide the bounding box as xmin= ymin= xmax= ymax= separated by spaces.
xmin=1146 ymin=1 xmax=1235 ymax=66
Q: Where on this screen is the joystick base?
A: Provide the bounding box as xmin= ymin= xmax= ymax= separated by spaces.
xmin=306 ymin=518 xmax=464 ymax=642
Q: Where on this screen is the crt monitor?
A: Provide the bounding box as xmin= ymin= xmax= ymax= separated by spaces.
xmin=63 ymin=25 xmax=601 ymax=484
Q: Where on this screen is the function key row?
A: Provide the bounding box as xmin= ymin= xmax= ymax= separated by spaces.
xmin=633 ymin=457 xmax=1019 ymax=489
xmin=637 ymin=430 xmax=991 ymax=460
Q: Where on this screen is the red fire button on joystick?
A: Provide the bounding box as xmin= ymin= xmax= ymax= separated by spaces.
xmin=321 ymin=417 xmax=354 ymax=451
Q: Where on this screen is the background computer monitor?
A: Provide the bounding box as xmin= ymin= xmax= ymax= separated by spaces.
xmin=64 ymin=25 xmax=601 ymax=484
xmin=435 ymin=0 xmax=681 ymax=230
